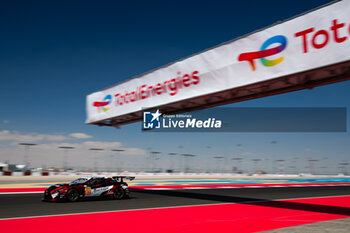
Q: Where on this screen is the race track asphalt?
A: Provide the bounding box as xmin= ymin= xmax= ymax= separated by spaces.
xmin=1 ymin=186 xmax=350 ymax=219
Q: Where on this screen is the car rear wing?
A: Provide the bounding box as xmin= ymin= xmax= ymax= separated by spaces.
xmin=112 ymin=176 xmax=135 ymax=182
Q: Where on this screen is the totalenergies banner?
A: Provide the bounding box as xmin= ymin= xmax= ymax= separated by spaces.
xmin=86 ymin=0 xmax=350 ymax=124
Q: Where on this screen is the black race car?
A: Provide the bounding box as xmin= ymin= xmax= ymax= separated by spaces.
xmin=42 ymin=176 xmax=135 ymax=202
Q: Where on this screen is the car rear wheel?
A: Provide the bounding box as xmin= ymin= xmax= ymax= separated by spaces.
xmin=67 ymin=189 xmax=79 ymax=202
xmin=113 ymin=187 xmax=125 ymax=200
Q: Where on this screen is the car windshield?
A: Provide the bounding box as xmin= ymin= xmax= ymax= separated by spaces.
xmin=70 ymin=177 xmax=90 ymax=185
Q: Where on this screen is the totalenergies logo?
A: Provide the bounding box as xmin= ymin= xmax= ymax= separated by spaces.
xmin=93 ymin=94 xmax=112 ymax=112
xmin=91 ymin=71 xmax=200 ymax=114
xmin=238 ymin=35 xmax=287 ymax=71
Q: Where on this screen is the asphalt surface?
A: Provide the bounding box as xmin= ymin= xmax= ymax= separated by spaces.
xmin=1 ymin=186 xmax=350 ymax=219
xmin=263 ymin=217 xmax=350 ymax=233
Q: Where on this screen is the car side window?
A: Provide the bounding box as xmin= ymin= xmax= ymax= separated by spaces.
xmin=85 ymin=179 xmax=93 ymax=186
xmin=86 ymin=178 xmax=99 ymax=186
xmin=94 ymin=178 xmax=102 ymax=186
xmin=104 ymin=178 xmax=115 ymax=186
xmin=86 ymin=178 xmax=113 ymax=186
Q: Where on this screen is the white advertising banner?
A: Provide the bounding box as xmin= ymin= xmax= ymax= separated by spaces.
xmin=86 ymin=0 xmax=350 ymax=124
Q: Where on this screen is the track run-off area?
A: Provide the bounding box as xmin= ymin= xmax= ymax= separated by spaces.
xmin=0 ymin=175 xmax=350 ymax=233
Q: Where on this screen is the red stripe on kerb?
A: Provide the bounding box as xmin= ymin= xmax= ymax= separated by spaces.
xmin=1 ymin=195 xmax=350 ymax=233
xmin=0 ymin=188 xmax=46 ymax=193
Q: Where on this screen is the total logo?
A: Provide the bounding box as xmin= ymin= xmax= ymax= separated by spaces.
xmin=238 ymin=19 xmax=350 ymax=71
xmin=93 ymin=94 xmax=112 ymax=112
xmin=238 ymin=35 xmax=287 ymax=71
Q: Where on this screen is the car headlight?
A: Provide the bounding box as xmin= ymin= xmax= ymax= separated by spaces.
xmin=51 ymin=192 xmax=59 ymax=199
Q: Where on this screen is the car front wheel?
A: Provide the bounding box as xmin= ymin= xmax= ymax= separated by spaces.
xmin=66 ymin=189 xmax=79 ymax=202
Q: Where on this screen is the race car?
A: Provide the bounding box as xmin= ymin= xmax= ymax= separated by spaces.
xmin=42 ymin=176 xmax=135 ymax=202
